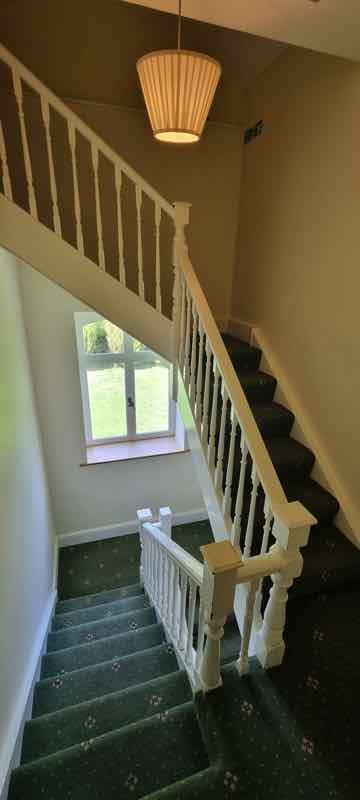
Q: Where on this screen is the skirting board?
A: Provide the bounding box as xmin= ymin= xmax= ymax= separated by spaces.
xmin=252 ymin=327 xmax=360 ymax=547
xmin=58 ymin=508 xmax=208 ymax=548
xmin=0 ymin=590 xmax=57 ymax=800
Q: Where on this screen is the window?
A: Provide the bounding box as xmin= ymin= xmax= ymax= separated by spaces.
xmin=75 ymin=313 xmax=175 ymax=446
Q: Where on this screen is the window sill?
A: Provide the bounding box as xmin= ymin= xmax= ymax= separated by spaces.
xmin=81 ymin=436 xmax=188 ymax=466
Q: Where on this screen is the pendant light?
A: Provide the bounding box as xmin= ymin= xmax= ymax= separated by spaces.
xmin=136 ymin=0 xmax=222 ymax=143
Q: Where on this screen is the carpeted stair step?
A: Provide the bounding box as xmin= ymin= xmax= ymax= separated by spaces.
xmin=292 ymin=524 xmax=360 ymax=599
xmin=284 ymin=477 xmax=339 ymax=526
xmin=56 ymin=582 xmax=144 ymax=614
xmin=141 ymin=766 xmax=224 ymax=800
xmin=265 ymin=436 xmax=315 ymax=481
xmin=235 ymin=369 xmax=277 ymax=403
xmin=222 ymin=334 xmax=262 ymax=371
xmin=9 ymin=703 xmax=209 ymax=800
xmin=251 ymin=401 xmax=295 ymax=438
xmin=41 ymin=623 xmax=164 ymax=678
xmin=22 ymin=670 xmax=192 ymax=764
xmin=53 ymin=592 xmax=150 ymax=630
xmin=48 ymin=607 xmax=156 ymax=652
xmin=33 ymin=642 xmax=178 ymax=716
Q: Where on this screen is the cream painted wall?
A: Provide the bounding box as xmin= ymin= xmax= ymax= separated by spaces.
xmin=233 ymin=47 xmax=360 ymax=524
xmin=19 ymin=264 xmax=205 ymax=536
xmin=67 ymin=100 xmax=243 ymax=322
xmin=0 ymin=249 xmax=55 ymax=794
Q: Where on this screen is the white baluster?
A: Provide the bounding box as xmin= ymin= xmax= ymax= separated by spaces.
xmin=178 ymin=274 xmax=186 ymax=372
xmin=67 ymin=121 xmax=84 ymax=255
xmin=178 ymin=570 xmax=188 ymax=650
xmin=237 ymin=578 xmax=259 ymax=675
xmin=40 ymin=96 xmax=61 ymax=235
xmin=201 ymin=340 xmax=212 ymax=448
xmin=115 ymin=164 xmax=126 ymax=285
xmin=244 ymin=465 xmax=260 ymax=559
xmin=91 ymin=143 xmax=105 ymax=270
xmin=195 ymin=321 xmax=204 ymax=430
xmin=195 ymin=597 xmax=206 ymax=672
xmin=208 ymin=362 xmax=220 ymax=475
xmin=231 ymin=433 xmax=248 ymax=548
xmin=135 ymin=185 xmax=145 ymax=299
xmin=12 ymin=71 xmax=37 ymax=218
xmin=0 ymin=121 xmax=13 ymax=201
xmin=136 ymin=508 xmax=153 ymax=586
xmin=159 ymin=548 xmax=166 ymax=617
xmin=223 ymin=407 xmax=237 ymax=516
xmin=172 ymin=563 xmax=180 ymax=640
xmin=183 ymin=288 xmax=191 ymax=388
xmin=189 ymin=303 xmax=198 ymax=411
xmin=154 ymin=202 xmax=162 ymax=312
xmin=255 ymin=497 xmax=274 ymax=614
xmin=215 ymin=383 xmax=228 ymax=494
xmin=185 ymin=579 xmax=197 ymax=668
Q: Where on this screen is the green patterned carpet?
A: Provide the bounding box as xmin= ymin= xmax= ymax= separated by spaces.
xmin=8 ymin=523 xmax=360 ymax=799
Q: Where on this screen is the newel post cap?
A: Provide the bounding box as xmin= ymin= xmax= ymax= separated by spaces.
xmin=201 ymin=540 xmax=242 ymax=574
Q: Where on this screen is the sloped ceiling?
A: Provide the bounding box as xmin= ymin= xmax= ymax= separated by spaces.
xmin=0 ymin=0 xmax=287 ymax=125
xmin=125 ymin=0 xmax=360 ymax=62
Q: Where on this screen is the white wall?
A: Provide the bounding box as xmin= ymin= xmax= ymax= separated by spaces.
xmin=19 ymin=264 xmax=205 ymax=536
xmin=0 ymin=248 xmax=56 ymax=796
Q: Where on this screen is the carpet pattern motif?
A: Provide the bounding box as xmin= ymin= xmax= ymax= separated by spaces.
xmin=8 ymin=523 xmax=360 ymax=798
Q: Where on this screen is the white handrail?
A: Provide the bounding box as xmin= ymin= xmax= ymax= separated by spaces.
xmin=142 ymin=522 xmax=203 ymax=586
xmin=179 ymin=250 xmax=287 ymax=510
xmin=0 ymin=42 xmax=175 ymax=220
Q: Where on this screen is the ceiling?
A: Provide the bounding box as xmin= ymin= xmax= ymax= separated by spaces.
xmin=0 ymin=0 xmax=287 ymax=126
xmin=125 ymin=0 xmax=360 ymax=62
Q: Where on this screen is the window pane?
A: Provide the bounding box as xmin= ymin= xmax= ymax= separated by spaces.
xmin=83 ymin=321 xmax=124 ymax=354
xmin=87 ymin=364 xmax=127 ymax=439
xmin=132 ymin=337 xmax=150 ymax=353
xmin=135 ymin=362 xmax=169 ymax=434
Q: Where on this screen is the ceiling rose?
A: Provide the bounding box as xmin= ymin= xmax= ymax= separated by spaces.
xmin=136 ymin=1 xmax=222 ymax=143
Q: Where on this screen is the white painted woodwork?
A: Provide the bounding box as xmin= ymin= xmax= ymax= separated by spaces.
xmin=231 ymin=433 xmax=248 ymax=548
xmin=195 ymin=321 xmax=204 ymax=430
xmin=154 ymin=202 xmax=162 ymax=312
xmin=237 ymin=578 xmax=259 ymax=675
xmin=208 ymin=362 xmax=220 ymax=475
xmin=67 ymin=121 xmax=84 ymax=255
xmin=201 ymin=339 xmax=212 ymax=449
xmin=0 ymin=121 xmax=13 ymax=201
xmin=189 ymin=304 xmax=199 ymax=410
xmin=178 ymin=569 xmax=188 ymax=651
xmin=215 ymin=383 xmax=228 ymax=493
xmin=91 ymin=143 xmax=105 ymax=271
xmin=12 ymin=71 xmax=38 ymax=219
xmin=178 ymin=275 xmax=186 ymax=372
xmin=40 ymin=96 xmax=61 ymax=236
xmin=185 ymin=579 xmax=197 ymax=667
xmin=222 ymin=407 xmax=236 ymax=518
xmin=135 ymin=185 xmax=145 ymax=300
xmin=243 ymin=465 xmax=260 ymax=559
xmin=114 ymin=164 xmax=126 ymax=285
xmin=183 ymin=288 xmax=191 ymax=386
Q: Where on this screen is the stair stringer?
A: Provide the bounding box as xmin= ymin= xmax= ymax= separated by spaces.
xmin=0 ymin=194 xmax=173 ymax=363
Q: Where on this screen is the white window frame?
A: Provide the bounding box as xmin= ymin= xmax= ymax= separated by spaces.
xmin=75 ymin=312 xmax=175 ymax=447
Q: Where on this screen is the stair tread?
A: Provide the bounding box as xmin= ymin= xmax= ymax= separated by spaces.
xmin=236 ymin=369 xmax=277 ymax=402
xmin=283 ymin=477 xmax=339 ymax=524
xmin=251 ymin=401 xmax=294 ymax=437
xmin=33 ymin=642 xmax=179 ymax=716
xmin=22 ymin=670 xmax=191 ymax=764
xmin=42 ymin=623 xmax=164 ymax=678
xmin=10 ymin=703 xmax=209 ymax=800
xmin=291 ymin=525 xmax=360 ymax=598
xmin=222 ymin=334 xmax=261 ymax=369
xmin=265 ymin=435 xmax=315 ymax=479
xmin=56 ymin=582 xmax=144 ymax=613
xmin=53 ymin=592 xmax=149 ymax=630
xmin=48 ymin=606 xmax=156 ymax=652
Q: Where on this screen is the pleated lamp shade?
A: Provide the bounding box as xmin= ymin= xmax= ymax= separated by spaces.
xmin=136 ymin=50 xmax=221 ymax=143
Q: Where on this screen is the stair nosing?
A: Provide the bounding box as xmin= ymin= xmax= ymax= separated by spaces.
xmin=43 ymin=621 xmax=163 ymax=665
xmin=50 ymin=605 xmax=154 ymax=642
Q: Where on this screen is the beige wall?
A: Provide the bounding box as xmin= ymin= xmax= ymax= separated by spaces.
xmin=234 ymin=47 xmax=360 ymax=524
xmin=67 ymin=100 xmax=243 ymax=321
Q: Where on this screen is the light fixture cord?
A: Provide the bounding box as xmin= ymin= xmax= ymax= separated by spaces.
xmin=177 ymin=0 xmax=182 ymax=50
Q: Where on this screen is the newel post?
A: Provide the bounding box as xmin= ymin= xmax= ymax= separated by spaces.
xmin=199 ymin=541 xmax=242 ymax=692
xmin=137 ymin=508 xmax=153 ymax=586
xmin=255 ymin=502 xmax=316 ymax=668
xmin=172 ymin=202 xmax=191 ymax=399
